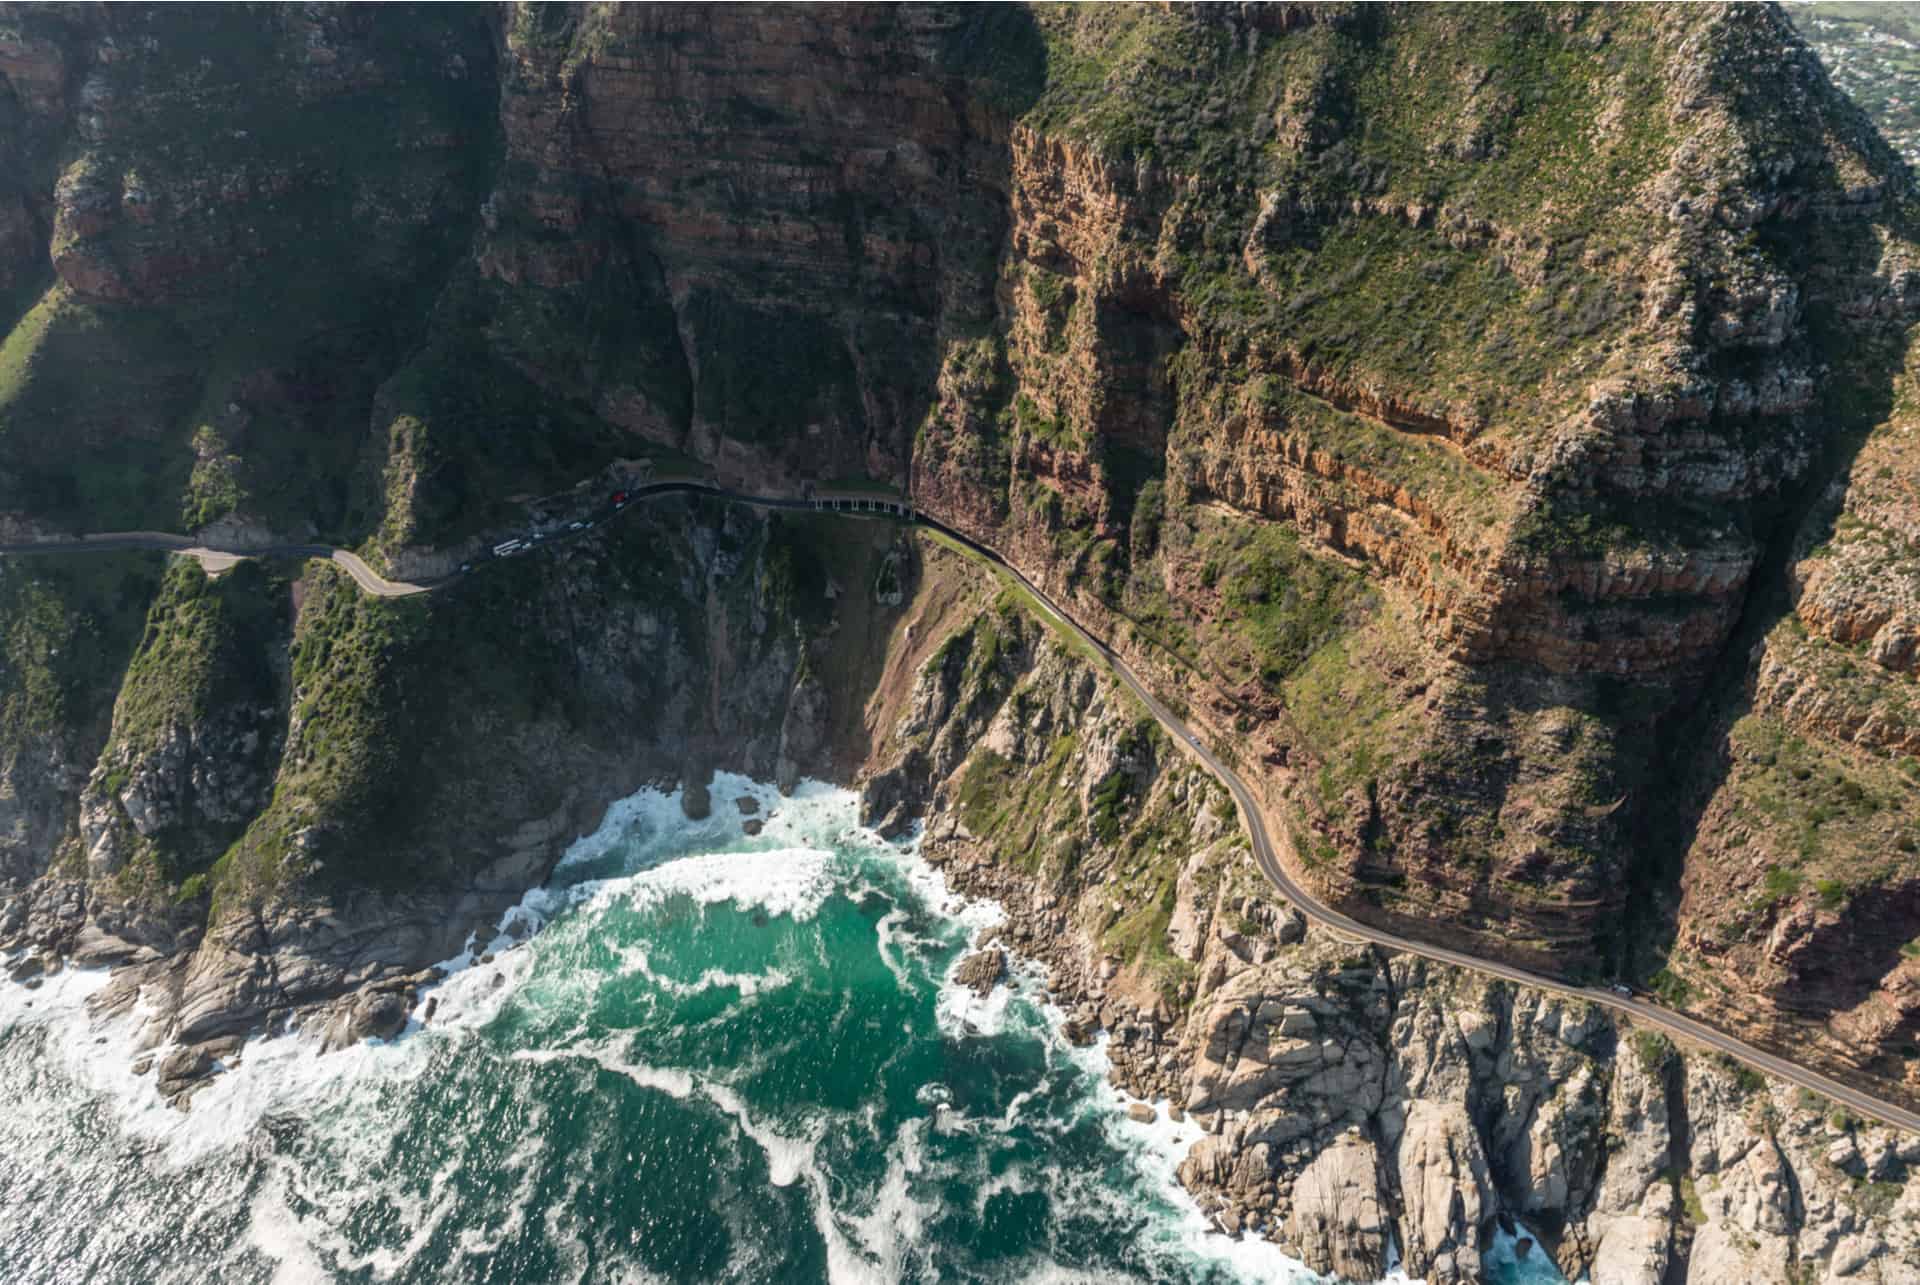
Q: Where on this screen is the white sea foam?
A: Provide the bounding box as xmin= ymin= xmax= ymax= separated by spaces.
xmin=511 ymin=1041 xmax=697 ymax=1101
xmin=871 ymin=902 xmax=917 ymax=991
xmin=1017 ymin=1265 xmax=1136 ymax=1285
xmin=933 ymin=924 xmax=1049 ymax=1043
xmin=245 ymin=1161 xmax=339 ymax=1284
xmin=0 ymin=781 xmax=847 ymax=1174
xmin=542 ymin=1171 xmax=594 ymax=1285
xmin=244 ymin=1142 xmax=465 ymax=1284
xmin=972 ymin=1160 xmax=1037 ymax=1220
xmin=935 ymin=966 xmax=1016 ymax=1038
xmin=1 ymin=776 xmax=1440 ymax=1285
xmin=0 ymin=963 xmax=422 ymax=1169
xmin=847 ymin=1117 xmax=936 ymax=1280
xmin=1483 ymin=1220 xmax=1571 ymax=1284
xmin=1035 ymin=1002 xmax=1325 ymax=1284
xmin=614 ymin=943 xmax=792 ymax=1000
xmin=521 ymin=1036 xmax=898 ymax=1285
xmin=0 ymin=956 xmax=113 ymax=1030
xmin=454 ymin=1124 xmax=548 ymax=1260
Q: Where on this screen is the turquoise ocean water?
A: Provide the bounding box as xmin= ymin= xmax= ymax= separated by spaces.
xmin=0 ymin=777 xmax=1566 ymax=1284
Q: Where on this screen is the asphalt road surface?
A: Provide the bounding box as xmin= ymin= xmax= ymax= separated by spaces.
xmin=0 ymin=532 xmax=432 ymax=597
xmin=8 ymin=483 xmax=1917 ymax=1133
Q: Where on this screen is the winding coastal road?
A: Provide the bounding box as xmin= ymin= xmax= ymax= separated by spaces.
xmin=910 ymin=512 xmax=1920 ymax=1136
xmin=8 ymin=480 xmax=1919 ymax=1134
xmin=0 ymin=531 xmax=432 ymax=597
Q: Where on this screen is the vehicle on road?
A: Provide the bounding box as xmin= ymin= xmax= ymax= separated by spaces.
xmin=611 ymin=491 xmax=629 ymax=507
xmin=1610 ymin=984 xmax=1633 ymax=998
xmin=492 ymin=539 xmax=525 ymax=558
xmin=459 ymin=561 xmax=473 ymax=574
xmin=569 ymin=520 xmax=587 ymax=531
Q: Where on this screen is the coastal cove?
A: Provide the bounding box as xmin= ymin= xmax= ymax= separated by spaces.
xmin=8 ymin=7 xmax=1920 ymax=1278
xmin=1 ymin=777 xmax=1563 ymax=1284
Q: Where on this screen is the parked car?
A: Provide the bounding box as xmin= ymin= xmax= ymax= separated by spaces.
xmin=611 ymin=491 xmax=628 ymax=505
xmin=569 ymin=520 xmax=587 ymax=531
xmin=459 ymin=561 xmax=473 ymax=574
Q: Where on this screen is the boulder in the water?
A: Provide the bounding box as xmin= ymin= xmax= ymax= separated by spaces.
xmin=155 ymin=1045 xmax=214 ymax=1098
xmin=953 ymin=948 xmax=1006 ymax=997
xmin=1126 ymin=1102 xmax=1156 ymax=1124
xmin=743 ymin=819 xmax=764 ymax=836
xmin=735 ymin=795 xmax=759 ymax=816
xmin=681 ymin=771 xmax=712 ymax=820
xmin=320 ymin=989 xmax=410 ymax=1053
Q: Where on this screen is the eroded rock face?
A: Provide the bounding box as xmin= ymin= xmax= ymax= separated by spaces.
xmin=38 ymin=7 xmax=493 ymax=308
xmin=1 ymin=501 xmax=900 ymax=1100
xmin=1286 ymin=1132 xmax=1390 ymax=1281
xmin=864 ymin=598 xmax=1920 ymax=1283
xmin=0 ymin=8 xmax=1914 ymax=1263
xmin=476 ymin=3 xmax=1014 ymax=494
xmin=1396 ymin=1101 xmax=1495 ymax=1283
xmin=953 ymin=947 xmax=1006 ymax=997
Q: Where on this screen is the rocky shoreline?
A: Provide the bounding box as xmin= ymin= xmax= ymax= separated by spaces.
xmin=860 ymin=592 xmax=1920 ymax=1284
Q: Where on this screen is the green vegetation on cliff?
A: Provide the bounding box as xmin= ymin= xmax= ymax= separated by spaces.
xmin=0 ymin=553 xmax=163 ymax=743
xmin=1011 ymin=3 xmax=1678 ymax=424
xmin=213 ymin=501 xmax=860 ymax=903
xmin=112 ymin=560 xmax=286 ymax=759
xmin=0 ymin=289 xmax=201 ymax=529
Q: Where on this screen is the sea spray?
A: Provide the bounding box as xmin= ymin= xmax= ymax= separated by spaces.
xmin=0 ymin=776 xmax=1530 ymax=1284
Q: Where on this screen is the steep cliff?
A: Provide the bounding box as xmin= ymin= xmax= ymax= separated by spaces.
xmin=0 ymin=0 xmax=1916 ymax=1215
xmin=3 ymin=496 xmax=909 ymax=1093
xmin=867 ymin=538 xmax=1920 ymax=1283
xmin=909 ymin=1 xmax=1920 ymax=1003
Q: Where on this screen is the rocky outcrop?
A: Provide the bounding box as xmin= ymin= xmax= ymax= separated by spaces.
xmin=953 ymin=946 xmax=1006 ymax=997
xmin=1286 ymin=1132 xmax=1391 ymax=1281
xmin=864 ymin=583 xmax=1920 ymax=1282
xmin=0 ymin=500 xmax=904 ymax=1099
xmin=1396 ymin=1102 xmax=1496 ymax=1282
xmin=0 ymin=3 xmax=1915 ymax=1254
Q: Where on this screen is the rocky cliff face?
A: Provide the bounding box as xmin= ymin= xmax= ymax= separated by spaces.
xmin=0 ymin=0 xmax=1917 ymax=1243
xmin=1 ymin=497 xmax=908 ymax=1097
xmin=867 ymin=546 xmax=1920 ymax=1282
xmin=908 ymin=1 xmax=1920 ymax=1019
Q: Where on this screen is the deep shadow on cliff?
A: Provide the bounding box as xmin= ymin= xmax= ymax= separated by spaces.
xmin=3 ymin=0 xmax=1920 ymax=1166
